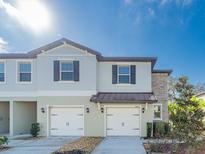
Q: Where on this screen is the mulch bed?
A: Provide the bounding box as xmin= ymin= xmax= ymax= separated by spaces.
xmin=53 ymin=137 xmax=103 ymax=154
xmin=144 ymin=140 xmax=205 ymax=154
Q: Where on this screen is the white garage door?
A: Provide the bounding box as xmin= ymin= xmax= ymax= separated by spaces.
xmin=50 ymin=107 xmax=84 ymax=136
xmin=106 ymin=107 xmax=140 ymax=136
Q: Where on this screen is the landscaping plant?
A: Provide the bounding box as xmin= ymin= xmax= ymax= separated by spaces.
xmin=153 ymin=122 xmax=166 ymax=138
xmin=169 ymin=76 xmax=205 ymax=145
xmin=30 ymin=123 xmax=40 ymax=137
xmin=0 ymin=136 xmax=8 ymax=147
xmin=147 ymin=122 xmax=152 ymax=138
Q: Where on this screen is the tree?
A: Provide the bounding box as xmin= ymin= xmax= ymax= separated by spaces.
xmin=168 ymin=76 xmax=205 ymax=145
xmin=168 ymin=76 xmax=178 ymax=101
xmin=168 ymin=76 xmax=205 ymax=101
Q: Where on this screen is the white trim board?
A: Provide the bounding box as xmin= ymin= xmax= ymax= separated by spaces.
xmin=153 ymin=103 xmax=162 ymax=121
xmin=16 ymin=60 xmax=33 ymax=84
xmin=38 ymin=43 xmax=95 ymax=57
xmin=0 ymin=60 xmax=6 ymax=84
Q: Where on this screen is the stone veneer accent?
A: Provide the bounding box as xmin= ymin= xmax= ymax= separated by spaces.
xmin=152 ymin=73 xmax=169 ymax=121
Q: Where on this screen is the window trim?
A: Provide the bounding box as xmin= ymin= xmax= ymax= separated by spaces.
xmin=16 ymin=60 xmax=33 ymax=84
xmin=0 ymin=60 xmax=6 ymax=84
xmin=59 ymin=60 xmax=74 ymax=81
xmin=153 ymin=104 xmax=162 ymax=120
xmin=117 ymin=65 xmax=131 ymax=84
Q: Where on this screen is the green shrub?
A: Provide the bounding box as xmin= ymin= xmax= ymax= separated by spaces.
xmin=164 ymin=122 xmax=170 ymax=135
xmin=0 ymin=136 xmax=8 ymax=146
xmin=153 ymin=122 xmax=168 ymax=138
xmin=30 ymin=123 xmax=40 ymax=137
xmin=147 ymin=122 xmax=152 ymax=138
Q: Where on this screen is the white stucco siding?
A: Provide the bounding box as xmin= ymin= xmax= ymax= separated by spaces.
xmin=37 ymin=96 xmax=153 ymax=137
xmin=0 ymin=59 xmax=37 ymax=92
xmin=36 ymin=56 xmax=97 ymax=91
xmin=37 ymin=96 xmax=104 ymax=137
xmin=36 ymin=45 xmax=97 ymax=91
xmin=98 ymin=62 xmax=152 ymax=92
xmin=0 ymin=45 xmax=97 ymax=93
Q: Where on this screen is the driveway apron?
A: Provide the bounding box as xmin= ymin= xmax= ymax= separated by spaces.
xmin=92 ymin=137 xmax=146 ymax=154
xmin=1 ymin=137 xmax=78 ymax=154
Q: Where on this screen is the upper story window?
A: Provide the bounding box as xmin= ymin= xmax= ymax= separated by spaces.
xmin=54 ymin=60 xmax=79 ymax=82
xmin=18 ymin=62 xmax=32 ymax=82
xmin=60 ymin=61 xmax=74 ymax=81
xmin=118 ymin=66 xmax=130 ymax=84
xmin=153 ymin=104 xmax=162 ymax=120
xmin=0 ymin=62 xmax=5 ymax=82
xmin=112 ymin=65 xmax=136 ymax=84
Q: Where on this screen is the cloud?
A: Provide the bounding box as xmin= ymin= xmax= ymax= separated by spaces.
xmin=181 ymin=0 xmax=192 ymax=6
xmin=0 ymin=0 xmax=24 ymax=25
xmin=160 ymin=0 xmax=171 ymax=5
xmin=159 ymin=0 xmax=192 ymax=6
xmin=148 ymin=8 xmax=155 ymax=16
xmin=0 ymin=37 xmax=8 ymax=53
xmin=124 ymin=0 xmax=133 ymax=5
xmin=0 ymin=0 xmax=51 ymax=33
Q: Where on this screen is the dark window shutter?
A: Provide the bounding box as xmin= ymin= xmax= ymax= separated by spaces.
xmin=131 ymin=65 xmax=136 ymax=84
xmin=73 ymin=61 xmax=79 ymax=81
xmin=112 ymin=65 xmax=117 ymax=84
xmin=54 ymin=60 xmax=60 ymax=81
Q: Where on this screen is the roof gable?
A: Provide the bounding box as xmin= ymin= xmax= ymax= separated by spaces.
xmin=28 ymin=38 xmax=102 ymax=57
xmin=0 ymin=38 xmax=101 ymax=59
xmin=38 ymin=43 xmax=95 ymax=56
xmin=0 ymin=37 xmax=159 ymax=69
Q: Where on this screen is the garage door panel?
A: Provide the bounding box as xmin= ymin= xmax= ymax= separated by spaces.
xmin=106 ymin=107 xmax=140 ymax=136
xmin=50 ymin=107 xmax=84 ymax=136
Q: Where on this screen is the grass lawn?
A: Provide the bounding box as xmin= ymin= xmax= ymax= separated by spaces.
xmin=53 ymin=137 xmax=103 ymax=154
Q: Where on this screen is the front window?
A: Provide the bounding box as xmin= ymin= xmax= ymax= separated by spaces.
xmin=154 ymin=104 xmax=162 ymax=120
xmin=118 ymin=66 xmax=130 ymax=84
xmin=18 ymin=62 xmax=32 ymax=82
xmin=0 ymin=62 xmax=5 ymax=82
xmin=60 ymin=61 xmax=74 ymax=81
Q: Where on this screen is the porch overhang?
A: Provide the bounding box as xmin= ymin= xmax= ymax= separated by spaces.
xmin=90 ymin=92 xmax=157 ymax=103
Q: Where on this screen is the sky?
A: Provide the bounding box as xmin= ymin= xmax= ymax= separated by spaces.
xmin=0 ymin=0 xmax=205 ymax=84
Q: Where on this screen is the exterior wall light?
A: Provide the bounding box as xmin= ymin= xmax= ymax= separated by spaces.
xmin=41 ymin=107 xmax=45 ymax=113
xmin=86 ymin=107 xmax=90 ymax=113
xmin=142 ymin=108 xmax=145 ymax=113
xmin=100 ymin=107 xmax=104 ymax=113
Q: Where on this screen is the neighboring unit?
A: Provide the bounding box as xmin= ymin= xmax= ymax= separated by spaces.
xmin=0 ymin=38 xmax=172 ymax=137
xmin=196 ymin=92 xmax=205 ymax=100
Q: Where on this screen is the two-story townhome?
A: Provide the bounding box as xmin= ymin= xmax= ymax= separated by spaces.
xmin=0 ymin=38 xmax=172 ymax=137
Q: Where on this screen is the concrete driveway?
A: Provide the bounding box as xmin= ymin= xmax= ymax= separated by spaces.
xmin=92 ymin=137 xmax=146 ymax=154
xmin=1 ymin=137 xmax=78 ymax=154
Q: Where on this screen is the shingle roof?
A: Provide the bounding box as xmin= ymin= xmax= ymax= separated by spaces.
xmin=152 ymin=69 xmax=173 ymax=75
xmin=0 ymin=38 xmax=102 ymax=59
xmin=0 ymin=38 xmax=157 ymax=67
xmin=0 ymin=38 xmax=175 ymax=71
xmin=98 ymin=57 xmax=157 ymax=69
xmin=90 ymin=92 xmax=157 ymax=103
